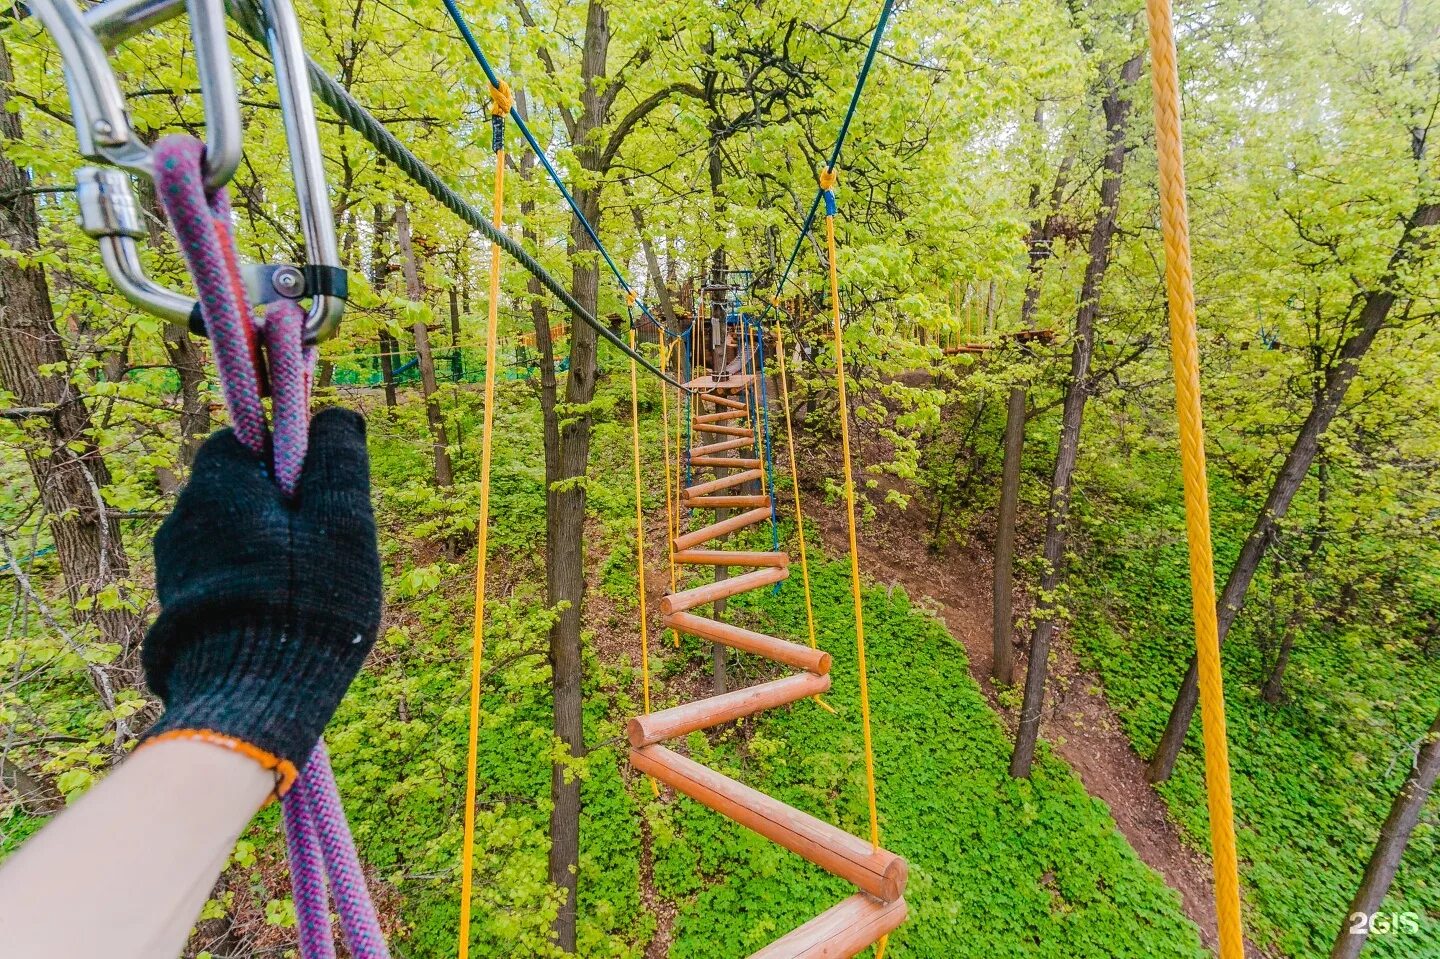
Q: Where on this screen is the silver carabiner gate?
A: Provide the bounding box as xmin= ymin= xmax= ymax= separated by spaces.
xmin=29 ymin=0 xmax=346 ymax=343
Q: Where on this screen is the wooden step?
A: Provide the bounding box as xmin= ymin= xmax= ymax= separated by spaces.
xmin=692 ymin=422 xmax=753 ymax=437
xmin=749 ymin=894 xmax=909 ymax=959
xmin=692 ymin=437 xmax=754 ymax=457
xmin=673 ymin=550 xmax=788 ymax=569
xmin=673 ymin=507 xmax=775 ymax=551
xmin=702 ymin=393 xmax=747 ymax=410
xmin=629 ymin=672 xmax=831 ymax=747
xmin=683 ymin=494 xmax=771 ymax=510
xmin=685 ymin=469 xmax=763 ymax=497
xmin=691 ymin=456 xmax=762 ymax=469
xmin=664 ymin=610 xmax=827 ymax=673
xmin=686 ymin=373 xmax=755 ymax=392
xmin=661 ymin=566 xmax=788 ymax=615
xmin=695 ymin=409 xmax=749 ymax=424
xmin=631 ymin=745 xmax=908 ymax=901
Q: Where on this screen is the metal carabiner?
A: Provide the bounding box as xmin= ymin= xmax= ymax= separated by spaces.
xmin=30 ymin=0 xmax=346 ymax=343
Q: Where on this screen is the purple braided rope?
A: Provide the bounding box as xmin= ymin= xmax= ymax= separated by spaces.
xmin=283 ymin=774 xmax=338 ymax=959
xmin=299 ymin=743 xmax=391 ymax=959
xmin=154 ymin=137 xmax=267 ymax=454
xmin=154 ymin=134 xmax=386 ymax=959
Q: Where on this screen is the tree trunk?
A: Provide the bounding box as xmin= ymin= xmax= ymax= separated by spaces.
xmin=396 ymin=205 xmax=453 ymax=486
xmin=540 ymin=9 xmax=612 ymax=945
xmin=992 ymin=386 xmax=1024 ymax=686
xmin=1011 ymin=55 xmax=1143 ymax=779
xmin=371 ymin=201 xmax=398 ymax=410
xmin=1147 ymin=198 xmax=1440 ymax=782
xmin=0 ymin=38 xmax=143 ymax=675
xmin=0 ymin=754 xmax=63 ymax=814
xmin=1330 ymin=705 xmax=1440 ymax=959
xmin=993 ymin=136 xmax=1074 ymax=687
xmin=625 ymin=187 xmax=678 ymax=329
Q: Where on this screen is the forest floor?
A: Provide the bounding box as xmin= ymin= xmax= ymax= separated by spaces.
xmin=795 ymin=481 xmax=1232 ymax=953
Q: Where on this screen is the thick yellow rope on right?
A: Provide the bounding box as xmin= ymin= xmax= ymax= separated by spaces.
xmin=1145 ymin=1 xmax=1244 ymax=956
xmin=457 ymin=92 xmax=508 ymax=959
xmin=824 ymin=198 xmax=883 ymax=850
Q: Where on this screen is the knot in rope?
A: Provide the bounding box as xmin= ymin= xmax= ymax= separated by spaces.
xmin=488 ymin=80 xmax=514 ymax=117
xmin=489 ymin=81 xmax=514 ymax=153
xmin=819 ymin=166 xmax=839 ymax=216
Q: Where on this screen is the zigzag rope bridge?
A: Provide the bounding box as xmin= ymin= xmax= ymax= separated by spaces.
xmin=627 ymin=353 xmax=909 ymax=958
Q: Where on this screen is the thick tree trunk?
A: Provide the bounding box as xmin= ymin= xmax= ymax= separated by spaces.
xmin=0 ymin=39 xmax=143 ymax=675
xmin=1011 ymin=55 xmax=1143 ymax=779
xmin=542 ymin=9 xmax=611 ymax=947
xmin=396 ymin=205 xmax=453 ymax=486
xmin=1330 ymin=705 xmax=1440 ymax=959
xmin=1147 ymin=198 xmax=1440 ymax=782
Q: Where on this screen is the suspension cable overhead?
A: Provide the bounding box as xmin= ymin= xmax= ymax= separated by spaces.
xmin=224 ymin=0 xmax=683 ymax=389
xmin=438 ymin=0 xmax=687 ymax=340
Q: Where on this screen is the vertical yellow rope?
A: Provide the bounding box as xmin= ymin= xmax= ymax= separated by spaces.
xmin=770 ymin=302 xmax=835 ymax=715
xmin=628 ymin=335 xmax=652 ymax=682
xmin=1145 ymin=5 xmax=1244 ymax=957
xmin=628 ymin=326 xmax=659 ymax=797
xmin=458 ymin=80 xmax=512 ymax=959
xmin=821 ymin=169 xmax=883 ymax=851
xmin=658 ymin=334 xmax=678 ymax=595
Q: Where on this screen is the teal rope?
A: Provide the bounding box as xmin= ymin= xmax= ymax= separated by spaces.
xmin=767 ymin=0 xmax=896 ymax=308
xmin=438 ymin=0 xmax=687 ymax=339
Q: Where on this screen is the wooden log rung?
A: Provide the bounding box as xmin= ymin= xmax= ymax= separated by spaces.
xmin=628 ymin=672 xmax=831 ymax=747
xmin=663 ymin=610 xmax=826 ymax=673
xmin=631 ymin=745 xmax=908 ymax=901
xmin=702 ymin=393 xmax=747 ymax=410
xmin=691 ymin=456 xmax=763 ymax=469
xmin=695 ymin=409 xmax=749 ymax=424
xmin=660 ymin=565 xmax=788 ymax=614
xmin=748 ymin=894 xmax=909 ymax=959
xmin=692 ymin=437 xmax=754 ymax=457
xmin=683 ymin=494 xmax=772 ymax=510
xmin=672 ymin=506 xmax=775 ymax=551
xmin=685 ymin=468 xmax=763 ymax=497
xmin=672 ymin=549 xmax=788 ymax=568
xmin=692 ymin=422 xmax=754 ymax=437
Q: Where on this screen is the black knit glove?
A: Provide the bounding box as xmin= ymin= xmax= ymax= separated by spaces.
xmin=141 ymin=407 xmax=382 ymax=790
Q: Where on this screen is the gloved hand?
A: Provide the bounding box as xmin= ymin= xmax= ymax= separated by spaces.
xmin=141 ymin=407 xmax=382 ymax=793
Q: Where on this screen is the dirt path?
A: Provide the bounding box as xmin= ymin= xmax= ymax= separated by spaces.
xmin=804 ymin=502 xmax=1231 ymax=954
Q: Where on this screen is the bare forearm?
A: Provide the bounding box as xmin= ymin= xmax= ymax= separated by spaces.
xmin=0 ymin=740 xmax=271 ymax=959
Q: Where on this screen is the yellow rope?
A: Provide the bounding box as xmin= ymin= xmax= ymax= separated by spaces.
xmin=769 ymin=304 xmax=834 ymax=715
xmin=1145 ymin=4 xmax=1244 ymax=957
xmin=659 ymin=334 xmax=679 ymax=596
xmin=628 ymin=326 xmax=659 ymax=797
xmin=822 ymin=174 xmax=883 ymax=849
xmin=457 ymin=88 xmax=508 ymax=959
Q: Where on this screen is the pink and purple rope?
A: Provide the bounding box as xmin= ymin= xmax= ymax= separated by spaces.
xmin=154 ymin=134 xmax=388 ymax=959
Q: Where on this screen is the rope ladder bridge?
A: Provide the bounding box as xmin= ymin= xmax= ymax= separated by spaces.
xmin=30 ymin=0 xmax=1244 ymax=954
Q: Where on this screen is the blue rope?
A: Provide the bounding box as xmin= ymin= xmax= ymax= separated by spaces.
xmin=749 ymin=317 xmax=780 ymax=554
xmin=765 ymin=0 xmax=896 ymax=310
xmin=439 ymin=0 xmax=688 ymax=340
